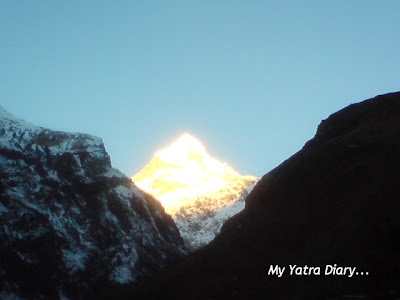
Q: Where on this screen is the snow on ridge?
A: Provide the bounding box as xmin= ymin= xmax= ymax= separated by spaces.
xmin=173 ymin=179 xmax=258 ymax=250
xmin=0 ymin=105 xmax=40 ymax=131
xmin=245 ymin=181 xmax=257 ymax=194
xmin=0 ymin=105 xmax=25 ymax=122
xmin=104 ymin=168 xmax=126 ymax=179
xmin=114 ymin=185 xmax=133 ymax=198
xmin=0 ymin=106 xmax=106 ymax=157
xmin=213 ymin=197 xmax=246 ymax=220
xmin=45 ymin=132 xmax=106 ymax=156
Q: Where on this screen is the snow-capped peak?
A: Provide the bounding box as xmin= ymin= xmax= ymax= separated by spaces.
xmin=133 ymin=133 xmax=247 ymax=215
xmin=132 ymin=133 xmax=258 ymax=250
xmin=155 ymin=133 xmax=208 ymax=165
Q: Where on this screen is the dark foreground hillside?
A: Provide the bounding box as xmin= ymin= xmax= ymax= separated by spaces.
xmin=128 ymin=92 xmax=400 ymax=299
xmin=0 ymin=107 xmax=186 ymax=299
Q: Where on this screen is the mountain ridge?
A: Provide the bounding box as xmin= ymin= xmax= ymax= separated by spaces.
xmin=129 ymin=92 xmax=400 ymax=299
xmin=132 ymin=133 xmax=258 ymax=250
xmin=0 ymin=106 xmax=186 ymax=298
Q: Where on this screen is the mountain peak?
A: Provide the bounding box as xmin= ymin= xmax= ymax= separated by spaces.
xmin=132 ymin=133 xmax=258 ymax=249
xmin=0 ymin=105 xmax=38 ymax=130
xmin=133 ymin=92 xmax=400 ymax=298
xmin=154 ymin=133 xmax=207 ymax=165
xmin=133 ymin=133 xmax=246 ymax=214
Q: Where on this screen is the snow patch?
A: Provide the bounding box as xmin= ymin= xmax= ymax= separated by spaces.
xmin=62 ymin=249 xmax=87 ymax=273
xmin=109 ymin=246 xmax=139 ymax=284
xmin=109 ymin=265 xmax=134 ymax=284
xmin=104 ymin=168 xmax=126 ymax=179
xmin=114 ymin=185 xmax=133 ymax=199
xmin=104 ymin=210 xmax=120 ymax=225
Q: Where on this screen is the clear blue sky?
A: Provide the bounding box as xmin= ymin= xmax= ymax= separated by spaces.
xmin=1 ymin=1 xmax=399 ymax=177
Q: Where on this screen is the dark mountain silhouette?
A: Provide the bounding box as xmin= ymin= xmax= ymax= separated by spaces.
xmin=0 ymin=107 xmax=186 ymax=299
xmin=129 ymin=92 xmax=400 ymax=299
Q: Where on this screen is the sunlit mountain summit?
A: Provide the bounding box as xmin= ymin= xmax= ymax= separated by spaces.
xmin=132 ymin=133 xmax=258 ymax=250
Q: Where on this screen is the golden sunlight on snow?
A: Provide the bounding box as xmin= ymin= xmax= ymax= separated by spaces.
xmin=132 ymin=133 xmax=256 ymax=215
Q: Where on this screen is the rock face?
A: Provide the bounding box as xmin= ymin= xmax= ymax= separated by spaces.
xmin=0 ymin=107 xmax=186 ymax=299
xmin=131 ymin=92 xmax=400 ymax=299
xmin=132 ymin=133 xmax=258 ymax=250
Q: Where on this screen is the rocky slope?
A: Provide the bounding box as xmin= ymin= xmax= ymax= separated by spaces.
xmin=0 ymin=107 xmax=186 ymax=299
xmin=132 ymin=133 xmax=258 ymax=250
xmin=130 ymin=92 xmax=400 ymax=299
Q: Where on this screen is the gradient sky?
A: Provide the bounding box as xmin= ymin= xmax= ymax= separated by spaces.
xmin=1 ymin=1 xmax=399 ymax=178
